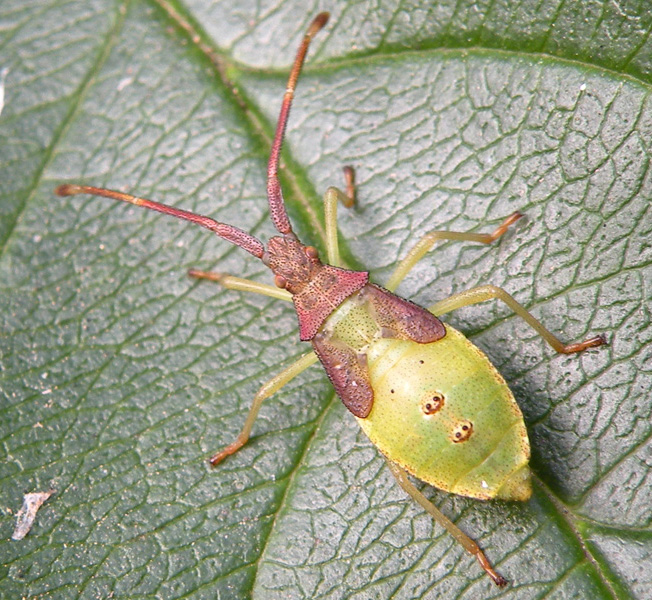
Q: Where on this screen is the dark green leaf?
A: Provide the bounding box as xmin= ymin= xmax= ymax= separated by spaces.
xmin=1 ymin=1 xmax=650 ymax=599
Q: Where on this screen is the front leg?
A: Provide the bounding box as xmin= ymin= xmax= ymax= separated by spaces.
xmin=323 ymin=166 xmax=356 ymax=267
xmin=188 ymin=269 xmax=292 ymax=302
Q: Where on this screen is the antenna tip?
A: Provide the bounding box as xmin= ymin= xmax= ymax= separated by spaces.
xmin=55 ymin=183 xmax=83 ymax=197
xmin=310 ymin=12 xmax=330 ymax=34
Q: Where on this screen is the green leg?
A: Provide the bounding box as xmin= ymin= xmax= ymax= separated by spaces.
xmin=189 ymin=267 xmax=312 ymax=466
xmin=189 ymin=269 xmax=292 ymax=302
xmin=430 ymin=284 xmax=606 ymax=354
xmin=209 ymin=351 xmax=319 ymax=465
xmin=386 ymin=212 xmax=523 ymax=292
xmin=323 ymin=166 xmax=356 ymax=267
xmin=388 ymin=461 xmax=507 ymax=587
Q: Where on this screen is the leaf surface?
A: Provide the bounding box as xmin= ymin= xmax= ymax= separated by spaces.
xmin=1 ymin=1 xmax=651 ymax=599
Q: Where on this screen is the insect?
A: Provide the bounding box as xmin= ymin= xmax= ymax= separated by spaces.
xmin=55 ymin=12 xmax=606 ymax=587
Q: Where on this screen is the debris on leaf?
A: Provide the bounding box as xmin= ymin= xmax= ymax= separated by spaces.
xmin=0 ymin=68 xmax=8 ymax=117
xmin=11 ymin=490 xmax=54 ymax=540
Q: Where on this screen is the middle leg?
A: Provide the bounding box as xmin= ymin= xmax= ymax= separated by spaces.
xmin=386 ymin=212 xmax=523 ymax=292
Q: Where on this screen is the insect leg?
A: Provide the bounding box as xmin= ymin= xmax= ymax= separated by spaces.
xmin=387 ymin=461 xmax=508 ymax=587
xmin=385 ymin=212 xmax=523 ymax=292
xmin=188 ymin=269 xmax=292 ymax=302
xmin=324 ymin=166 xmax=356 ymax=267
xmin=429 ymin=284 xmax=606 ymax=354
xmin=209 ymin=351 xmax=319 ymax=466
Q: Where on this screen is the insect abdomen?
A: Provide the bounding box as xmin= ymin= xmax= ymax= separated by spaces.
xmin=359 ymin=327 xmax=531 ymax=501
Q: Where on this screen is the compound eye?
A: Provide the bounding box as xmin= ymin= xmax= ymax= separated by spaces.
xmin=305 ymin=246 xmax=319 ymax=259
xmin=274 ymin=275 xmax=288 ymax=289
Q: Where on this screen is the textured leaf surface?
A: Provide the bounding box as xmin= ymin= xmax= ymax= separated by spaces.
xmin=1 ymin=1 xmax=651 ymax=599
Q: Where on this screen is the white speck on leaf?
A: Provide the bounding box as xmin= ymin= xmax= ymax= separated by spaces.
xmin=0 ymin=67 xmax=8 ymax=116
xmin=117 ymin=77 xmax=133 ymax=91
xmin=12 ymin=490 xmax=54 ymax=540
xmin=481 ymin=480 xmax=489 ymax=489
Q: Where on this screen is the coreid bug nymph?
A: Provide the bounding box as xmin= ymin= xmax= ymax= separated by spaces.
xmin=55 ymin=12 xmax=607 ymax=587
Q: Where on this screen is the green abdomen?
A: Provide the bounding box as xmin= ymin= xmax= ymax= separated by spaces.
xmin=359 ymin=326 xmax=530 ymax=500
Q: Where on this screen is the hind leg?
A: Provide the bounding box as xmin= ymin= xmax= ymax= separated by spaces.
xmin=388 ymin=461 xmax=507 ymax=587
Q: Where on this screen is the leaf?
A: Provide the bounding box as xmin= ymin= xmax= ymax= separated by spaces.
xmin=0 ymin=1 xmax=650 ymax=599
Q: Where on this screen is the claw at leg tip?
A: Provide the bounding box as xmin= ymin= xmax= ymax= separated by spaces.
xmin=55 ymin=183 xmax=80 ymax=196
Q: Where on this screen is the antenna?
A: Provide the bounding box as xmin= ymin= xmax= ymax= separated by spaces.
xmin=266 ymin=12 xmax=329 ymax=235
xmin=54 ymin=14 xmax=330 ymax=256
xmin=55 ymin=184 xmax=265 ymax=259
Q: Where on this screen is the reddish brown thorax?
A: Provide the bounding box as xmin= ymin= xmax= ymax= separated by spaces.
xmin=266 ymin=235 xmax=368 ymax=341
